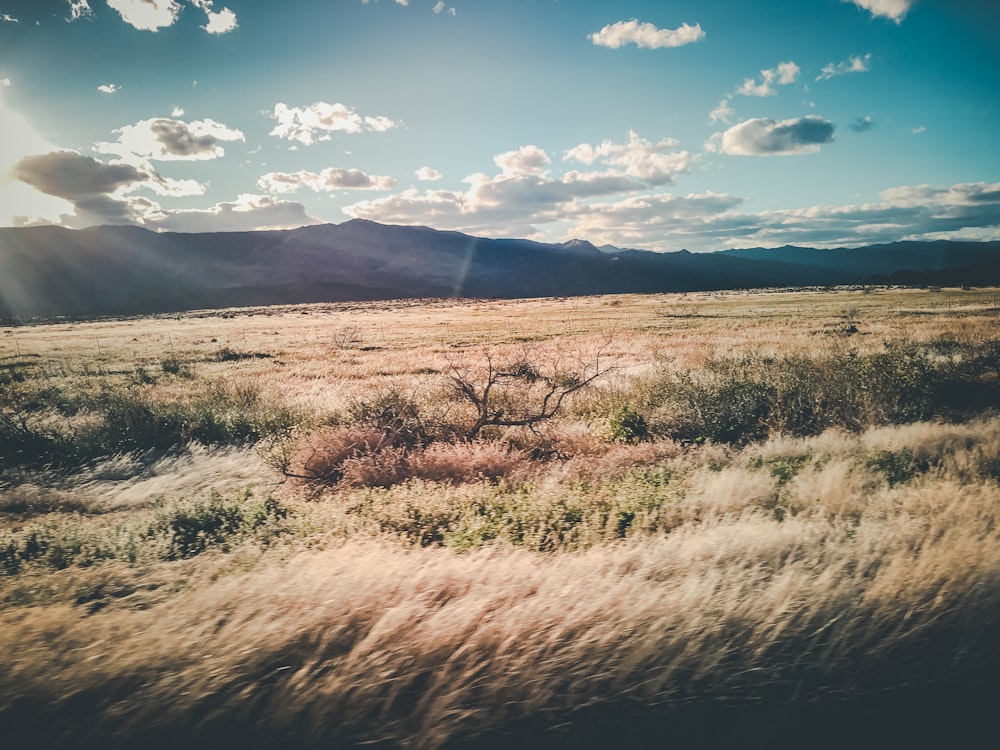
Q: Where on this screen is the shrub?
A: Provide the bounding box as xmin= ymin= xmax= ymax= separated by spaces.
xmin=607 ymin=405 xmax=650 ymax=444
xmin=287 ymin=425 xmax=389 ymax=484
xmin=150 ymin=491 xmax=289 ymax=560
xmin=346 ymin=388 xmax=427 ymax=447
xmin=0 ymin=491 xmax=289 ymax=573
xmin=642 ymin=338 xmax=1000 ymax=445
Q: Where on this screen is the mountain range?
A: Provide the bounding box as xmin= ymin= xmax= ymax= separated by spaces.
xmin=1 ymin=220 xmax=998 ymax=319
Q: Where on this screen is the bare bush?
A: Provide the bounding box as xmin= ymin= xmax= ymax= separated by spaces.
xmin=407 ymin=441 xmax=531 ymax=484
xmin=446 ymin=344 xmax=610 ymax=440
xmin=286 ymin=425 xmax=388 ymax=484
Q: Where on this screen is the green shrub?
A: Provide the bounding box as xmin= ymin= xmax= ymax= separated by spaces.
xmin=641 ymin=338 xmax=1000 ymax=445
xmin=607 ymin=405 xmax=650 ymax=444
xmin=0 ymin=491 xmax=290 ymax=573
xmin=866 ymin=448 xmax=919 ymax=486
xmin=1 ymin=376 xmax=301 ymax=470
xmin=150 ymin=491 xmax=289 ymax=560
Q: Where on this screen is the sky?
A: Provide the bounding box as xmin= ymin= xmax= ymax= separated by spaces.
xmin=0 ymin=0 xmax=998 ymax=252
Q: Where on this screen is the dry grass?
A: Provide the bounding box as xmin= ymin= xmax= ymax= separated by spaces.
xmin=1 ymin=287 xmax=999 ymax=747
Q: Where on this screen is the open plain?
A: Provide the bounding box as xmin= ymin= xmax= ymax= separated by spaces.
xmin=2 ymin=286 xmax=999 ymax=748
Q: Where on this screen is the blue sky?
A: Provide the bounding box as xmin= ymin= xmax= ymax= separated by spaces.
xmin=1 ymin=0 xmax=998 ymax=251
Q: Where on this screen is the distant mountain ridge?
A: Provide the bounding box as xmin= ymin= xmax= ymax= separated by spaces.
xmin=0 ymin=220 xmax=997 ymax=319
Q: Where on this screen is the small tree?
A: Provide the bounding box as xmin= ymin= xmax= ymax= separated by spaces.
xmin=446 ymin=344 xmax=609 ymax=440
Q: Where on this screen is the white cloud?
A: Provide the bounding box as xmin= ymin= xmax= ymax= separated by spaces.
xmin=709 ymin=98 xmax=735 ymax=124
xmin=148 ymin=193 xmax=320 ymax=233
xmin=257 ymin=168 xmax=397 ymax=194
xmin=2 ymin=13 xmax=18 ymax=23
xmin=736 ymin=61 xmax=800 ymax=97
xmin=548 ymin=181 xmax=1000 ymax=252
xmin=707 ymin=116 xmax=835 ymax=156
xmin=96 ymin=117 xmax=245 ymax=161
xmin=564 ymin=131 xmax=693 ymax=184
xmin=817 ymin=53 xmax=872 ymax=81
xmin=564 ymin=192 xmax=746 ymax=248
xmin=590 ymin=19 xmax=705 ymax=50
xmin=97 ymin=83 xmax=120 ymax=94
xmin=912 ymin=125 xmax=926 ymax=135
xmin=105 ymin=0 xmax=182 ymax=31
xmin=494 ymin=145 xmax=550 ymax=176
xmin=191 ymin=0 xmax=238 ymax=34
xmin=269 ymin=101 xmax=398 ymax=145
xmin=415 ymin=166 xmax=442 ymax=181
xmin=67 ymin=1 xmax=92 ymax=22
xmin=345 ymin=133 xmax=695 ymax=239
xmin=845 ymin=0 xmax=914 ymax=23
xmin=171 ymin=105 xmax=185 ymax=117
xmin=433 ymin=1 xmax=444 ymax=12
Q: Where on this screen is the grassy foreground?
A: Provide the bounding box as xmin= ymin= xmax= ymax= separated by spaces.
xmin=1 ymin=287 xmax=999 ymax=748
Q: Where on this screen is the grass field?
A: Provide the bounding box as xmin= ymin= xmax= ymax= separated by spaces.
xmin=2 ymin=286 xmax=999 ymax=748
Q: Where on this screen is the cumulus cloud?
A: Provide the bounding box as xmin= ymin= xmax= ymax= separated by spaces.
xmin=564 ymin=131 xmax=694 ymax=184
xmin=148 ymin=194 xmax=320 ymax=233
xmin=96 ymin=117 xmax=245 ymax=161
xmin=171 ymin=106 xmax=185 ymax=117
xmin=817 ymin=53 xmax=872 ymax=81
xmin=846 ymin=0 xmax=914 ymax=23
xmin=8 ymin=149 xmax=317 ymax=233
xmin=9 ymin=149 xmax=205 ymax=227
xmin=709 ymin=98 xmax=735 ymax=124
xmin=257 ymin=168 xmax=397 ymax=194
xmin=736 ymin=61 xmax=800 ymax=97
xmin=67 ymin=1 xmax=92 ymax=22
xmin=566 ymin=192 xmax=746 ymax=247
xmin=590 ymin=19 xmax=705 ymax=50
xmin=97 ymin=83 xmax=120 ymax=94
xmin=0 ymin=89 xmax=78 ymax=225
xmin=707 ymin=116 xmax=835 ymax=156
xmin=105 ymin=0 xmax=181 ymax=31
xmin=190 ymin=0 xmax=238 ymax=34
xmin=850 ymin=115 xmax=874 ymax=132
xmin=494 ymin=145 xmax=550 ymax=176
xmin=12 ymin=151 xmax=147 ymax=200
xmin=345 ymin=132 xmax=695 ymax=239
xmin=558 ymin=181 xmax=1000 ymax=252
xmin=415 ymin=166 xmax=442 ymax=181
xmin=269 ymin=101 xmax=398 ymax=145
xmin=738 ymin=181 xmax=1000 ymax=249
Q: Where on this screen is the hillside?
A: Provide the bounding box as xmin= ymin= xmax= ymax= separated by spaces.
xmin=0 ymin=220 xmax=997 ymax=318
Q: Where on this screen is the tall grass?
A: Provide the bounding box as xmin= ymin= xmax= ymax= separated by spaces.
xmin=1 ymin=364 xmax=301 ymax=470
xmin=623 ymin=337 xmax=1000 ymax=444
xmin=1 ymin=290 xmax=999 ymax=748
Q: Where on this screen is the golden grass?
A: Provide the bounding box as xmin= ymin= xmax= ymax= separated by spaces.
xmin=1 ymin=288 xmax=999 ymax=747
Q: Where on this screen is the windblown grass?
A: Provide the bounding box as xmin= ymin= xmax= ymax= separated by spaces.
xmin=0 ymin=288 xmax=998 ymax=747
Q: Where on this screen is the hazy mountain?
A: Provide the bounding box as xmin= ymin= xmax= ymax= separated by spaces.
xmin=0 ymin=221 xmax=997 ymax=319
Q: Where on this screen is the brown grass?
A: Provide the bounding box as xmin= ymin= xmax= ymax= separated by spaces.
xmin=1 ymin=287 xmax=999 ymax=747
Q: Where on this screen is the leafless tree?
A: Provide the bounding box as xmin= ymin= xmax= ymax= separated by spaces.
xmin=446 ymin=342 xmax=610 ymax=440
